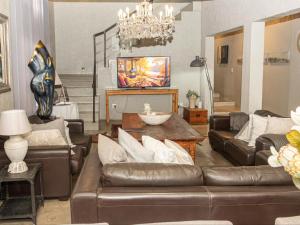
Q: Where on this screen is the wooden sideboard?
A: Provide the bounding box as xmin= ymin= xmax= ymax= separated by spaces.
xmin=105 ymin=88 xmax=179 ymax=127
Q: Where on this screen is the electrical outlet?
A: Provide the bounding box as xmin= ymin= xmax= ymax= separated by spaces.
xmin=112 ymin=104 xmax=117 ymax=109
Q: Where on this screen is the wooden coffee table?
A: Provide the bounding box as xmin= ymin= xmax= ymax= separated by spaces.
xmin=122 ymin=113 xmax=204 ymax=161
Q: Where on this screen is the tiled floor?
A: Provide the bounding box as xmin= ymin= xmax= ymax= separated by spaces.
xmin=0 ymin=127 xmax=231 ymax=225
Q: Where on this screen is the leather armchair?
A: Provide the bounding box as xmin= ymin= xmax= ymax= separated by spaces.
xmin=208 ymin=110 xmax=284 ymax=166
xmin=0 ymin=143 xmax=71 ymax=199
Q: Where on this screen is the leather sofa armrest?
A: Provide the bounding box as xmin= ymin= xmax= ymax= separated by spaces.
xmin=71 ymin=145 xmax=100 ymax=223
xmin=66 ymin=119 xmax=84 ymax=134
xmin=0 ymin=145 xmax=71 ymax=198
xmin=256 ymin=134 xmax=288 ymax=152
xmin=209 ymin=115 xmax=230 ymax=131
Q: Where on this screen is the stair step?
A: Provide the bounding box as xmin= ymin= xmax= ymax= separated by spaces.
xmin=80 ymin=112 xmax=99 ymax=122
xmin=78 ymin=102 xmax=99 ymax=112
xmin=59 ymin=74 xmax=93 ymax=80
xmin=69 ymin=96 xmax=98 ymax=103
xmin=85 ymin=121 xmax=99 ymax=131
xmin=67 ymin=87 xmax=93 ymax=97
xmin=63 ymin=81 xmax=93 ymax=88
xmin=214 ymin=101 xmax=236 ymax=107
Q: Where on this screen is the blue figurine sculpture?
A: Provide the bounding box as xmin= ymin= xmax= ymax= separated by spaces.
xmin=28 ymin=40 xmax=55 ymax=119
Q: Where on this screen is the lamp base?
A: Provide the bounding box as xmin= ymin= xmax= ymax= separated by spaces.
xmin=8 ymin=161 xmax=28 ymax=173
xmin=4 ymin=135 xmax=29 ymax=174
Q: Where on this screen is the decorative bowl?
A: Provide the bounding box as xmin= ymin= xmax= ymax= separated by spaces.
xmin=138 ymin=112 xmax=172 ymax=125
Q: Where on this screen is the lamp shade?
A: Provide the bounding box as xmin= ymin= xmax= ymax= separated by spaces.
xmin=190 ymin=56 xmax=206 ymax=67
xmin=0 ymin=110 xmax=32 ymax=136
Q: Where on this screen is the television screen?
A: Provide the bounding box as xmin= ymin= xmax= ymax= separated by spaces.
xmin=117 ymin=56 xmax=170 ymax=88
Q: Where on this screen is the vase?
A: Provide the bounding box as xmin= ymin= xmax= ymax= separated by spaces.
xmin=189 ymin=96 xmax=197 ymax=109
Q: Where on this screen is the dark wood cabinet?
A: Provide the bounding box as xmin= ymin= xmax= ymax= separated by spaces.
xmin=183 ymin=107 xmax=208 ymax=125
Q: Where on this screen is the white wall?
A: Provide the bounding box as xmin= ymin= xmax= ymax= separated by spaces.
xmin=0 ymin=0 xmax=13 ymax=112
xmin=288 ymin=19 xmax=300 ymax=112
xmin=263 ymin=21 xmax=292 ymax=116
xmin=214 ymin=32 xmax=243 ymax=107
xmin=53 ymin=2 xmax=202 ymax=119
xmin=201 ymin=0 xmax=300 ymax=114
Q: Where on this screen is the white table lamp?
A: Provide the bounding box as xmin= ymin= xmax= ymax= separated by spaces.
xmin=0 ymin=110 xmax=32 ymax=173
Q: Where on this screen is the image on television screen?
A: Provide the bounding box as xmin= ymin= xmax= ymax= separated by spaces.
xmin=117 ymin=56 xmax=170 ymax=88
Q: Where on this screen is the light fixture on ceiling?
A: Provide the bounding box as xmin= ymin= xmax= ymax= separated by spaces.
xmin=117 ymin=0 xmax=175 ymax=42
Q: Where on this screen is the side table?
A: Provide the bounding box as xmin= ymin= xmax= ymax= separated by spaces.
xmin=0 ymin=163 xmax=44 ymax=225
xmin=183 ymin=107 xmax=208 ymax=125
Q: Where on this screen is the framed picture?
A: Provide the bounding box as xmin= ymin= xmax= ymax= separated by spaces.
xmin=0 ymin=13 xmax=10 ymax=93
xmin=220 ymin=45 xmax=229 ymax=64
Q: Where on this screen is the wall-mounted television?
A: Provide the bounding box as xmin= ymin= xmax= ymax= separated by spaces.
xmin=117 ymin=56 xmax=171 ymax=88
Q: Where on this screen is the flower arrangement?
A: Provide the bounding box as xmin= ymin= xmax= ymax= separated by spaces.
xmin=186 ymin=90 xmax=199 ymax=109
xmin=186 ymin=90 xmax=199 ymax=99
xmin=268 ymin=107 xmax=300 ymax=188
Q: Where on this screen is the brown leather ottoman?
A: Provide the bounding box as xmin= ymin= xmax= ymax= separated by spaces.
xmin=255 ymin=150 xmax=271 ymax=165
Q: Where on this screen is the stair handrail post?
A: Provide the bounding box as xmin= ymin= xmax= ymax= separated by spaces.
xmin=93 ymin=34 xmax=96 ymax=123
xmin=104 ymin=31 xmax=107 ymax=68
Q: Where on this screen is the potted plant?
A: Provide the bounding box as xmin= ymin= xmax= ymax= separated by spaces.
xmin=186 ymin=90 xmax=199 ymax=109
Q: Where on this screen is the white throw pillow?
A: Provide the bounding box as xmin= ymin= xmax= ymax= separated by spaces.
xmin=234 ymin=121 xmax=251 ymax=142
xmin=31 ymin=118 xmax=67 ymax=142
xmin=142 ymin=136 xmax=176 ymax=163
xmin=164 ymin=139 xmax=194 ymax=165
xmin=248 ymin=114 xmax=268 ymax=147
xmin=266 ymin=117 xmax=294 ymax=134
xmin=98 ymin=134 xmax=127 ymax=165
xmin=24 ymin=129 xmax=67 ymax=146
xmin=118 ymin=128 xmax=154 ymax=162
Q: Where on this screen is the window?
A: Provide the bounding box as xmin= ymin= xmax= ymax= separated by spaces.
xmin=0 ymin=13 xmax=10 ymax=93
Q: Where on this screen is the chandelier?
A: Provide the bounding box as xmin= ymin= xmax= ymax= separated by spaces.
xmin=117 ymin=0 xmax=175 ymax=42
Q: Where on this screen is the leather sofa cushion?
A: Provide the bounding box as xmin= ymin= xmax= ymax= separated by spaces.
xmin=255 ymin=150 xmax=271 ymax=166
xmin=101 ymin=163 xmax=203 ymax=187
xmin=224 ymin=139 xmax=256 ymax=166
xmin=202 ymin=165 xmax=292 ymax=186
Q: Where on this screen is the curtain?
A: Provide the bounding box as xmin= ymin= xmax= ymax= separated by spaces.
xmin=10 ymin=0 xmax=51 ymax=115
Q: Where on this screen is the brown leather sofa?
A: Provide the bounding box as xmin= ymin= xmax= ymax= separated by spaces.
xmin=208 ymin=110 xmax=284 ymax=166
xmin=0 ymin=117 xmax=92 ymax=199
xmin=71 ymin=146 xmax=300 ymax=225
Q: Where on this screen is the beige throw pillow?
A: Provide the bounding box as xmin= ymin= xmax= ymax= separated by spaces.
xmin=142 ymin=136 xmax=176 ymax=163
xmin=234 ymin=121 xmax=251 ymax=142
xmin=24 ymin=129 xmax=67 ymax=146
xmin=164 ymin=139 xmax=194 ymax=165
xmin=31 ymin=118 xmax=67 ymax=142
xmin=266 ymin=117 xmax=294 ymax=134
xmin=248 ymin=114 xmax=268 ymax=147
xmin=98 ymin=134 xmax=127 ymax=165
xmin=118 ymin=128 xmax=154 ymax=162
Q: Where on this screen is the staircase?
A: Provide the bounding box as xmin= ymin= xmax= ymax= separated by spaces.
xmin=60 ymin=74 xmax=99 ymax=131
xmin=213 ymin=92 xmax=239 ymax=115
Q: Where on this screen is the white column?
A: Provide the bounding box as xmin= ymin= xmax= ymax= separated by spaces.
xmin=241 ymin=22 xmax=265 ymax=113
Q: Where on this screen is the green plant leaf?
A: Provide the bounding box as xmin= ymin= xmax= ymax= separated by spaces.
xmin=286 ymin=130 xmax=300 ymax=150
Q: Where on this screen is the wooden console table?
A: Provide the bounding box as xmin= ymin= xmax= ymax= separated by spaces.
xmin=105 ymin=88 xmax=178 ymax=126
